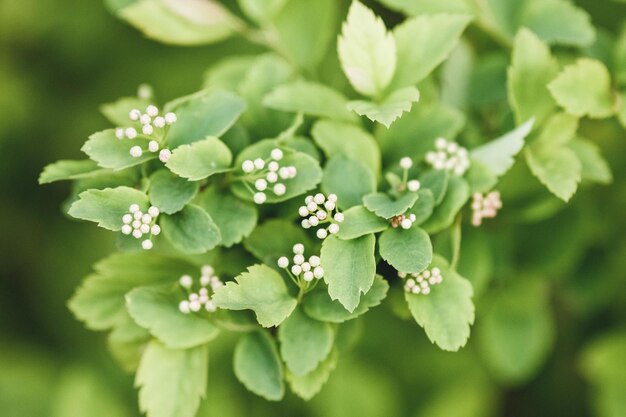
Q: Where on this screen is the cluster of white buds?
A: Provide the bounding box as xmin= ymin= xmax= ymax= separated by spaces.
xmin=398 ymin=157 xmax=421 ymax=192
xmin=178 ymin=265 xmax=223 ymax=314
xmin=425 ymin=138 xmax=470 ymax=176
xmin=114 ymin=104 xmax=176 ymax=161
xmin=277 ymin=243 xmax=324 ymax=283
xmin=398 ymin=267 xmax=443 ymax=295
xmin=240 ymin=148 xmax=297 ymax=204
xmin=121 ymin=204 xmax=160 ymax=250
xmin=299 ymin=193 xmax=343 ymax=239
xmin=391 ymin=212 xmax=417 ymax=230
xmin=471 ymin=191 xmax=502 ymax=226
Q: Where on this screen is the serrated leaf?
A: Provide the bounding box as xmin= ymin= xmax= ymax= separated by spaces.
xmin=338 ymin=0 xmax=396 ymax=96
xmin=526 ymin=145 xmax=581 ymax=202
xmin=100 ymin=96 xmax=150 ymax=126
xmin=286 ymin=349 xmax=338 ymax=401
xmin=68 ymin=186 xmax=148 ymax=231
xmin=166 ymin=137 xmax=232 ymax=181
xmin=322 ymin=155 xmax=376 ymax=209
xmin=520 ymin=0 xmax=595 ymax=48
xmin=405 ymin=256 xmax=474 ymax=351
xmin=348 ymin=86 xmax=420 ymax=128
xmin=379 ymin=227 xmax=433 ymax=273
xmin=304 ymin=275 xmax=388 ymax=323
xmin=126 ymin=286 xmax=220 ymax=349
xmin=244 ymin=219 xmax=315 ymax=265
xmin=39 ymin=160 xmax=106 ymax=184
xmin=136 ymin=342 xmax=207 ymax=417
xmin=148 ymin=170 xmax=198 ymax=214
xmin=335 ymin=206 xmax=389 ymax=240
xmin=321 ymin=234 xmax=376 ymax=312
xmin=548 ymin=58 xmax=615 ymax=119
xmin=568 ymin=138 xmax=612 ymax=184
xmin=422 ymin=176 xmax=469 ymax=233
xmin=363 ymin=192 xmax=418 ymax=219
xmin=160 ymin=204 xmax=221 ymax=253
xmin=212 ymin=265 xmax=297 ymax=327
xmin=233 ymin=331 xmax=284 ymax=401
xmin=82 ymin=130 xmax=155 ymax=170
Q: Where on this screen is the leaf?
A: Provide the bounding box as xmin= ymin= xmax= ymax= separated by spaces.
xmin=389 ymin=14 xmax=471 ymax=90
xmin=335 ymin=206 xmax=389 ymax=240
xmin=379 ymin=227 xmax=433 ymax=273
xmin=470 ymin=119 xmax=534 ymax=176
xmin=166 ymin=136 xmax=232 ymax=181
xmin=196 ymin=186 xmax=258 ymax=247
xmin=160 ymin=205 xmax=221 ymax=253
xmin=68 ymin=186 xmax=148 ymax=231
xmin=420 ymin=170 xmax=449 ymax=205
xmin=263 ymin=80 xmax=356 ymax=122
xmin=568 ymin=138 xmax=612 ymax=184
xmin=286 ymin=349 xmax=338 ymax=401
xmin=233 ymin=331 xmax=284 ymax=401
xmin=322 ymin=156 xmax=376 ymax=209
xmin=507 ymin=28 xmax=559 ymax=126
xmin=203 ymin=56 xmax=257 ymax=91
xmin=278 ymin=308 xmax=334 ymax=376
xmin=244 ymin=219 xmax=315 ymax=265
xmin=237 ymin=0 xmax=287 ymax=23
xmin=212 ymin=265 xmax=297 ymax=327
xmin=120 ymin=0 xmax=238 ymax=45
xmin=338 ymin=0 xmax=396 ymax=96
xmin=348 ymin=86 xmax=420 ymax=128
xmin=321 ymin=234 xmax=376 ymax=312
xmin=100 ymin=96 xmax=150 ymax=126
xmin=408 ymin=189 xmax=435 ymax=225
xmin=362 ymin=192 xmax=418 ymax=219
xmin=548 ymin=58 xmax=615 ymax=119
xmin=526 ymin=145 xmax=581 ymax=202
xmin=405 ymin=256 xmax=474 ymax=351
xmin=39 ymin=160 xmax=106 ymax=184
xmin=304 ymin=275 xmax=389 ymax=323
xmin=520 ymin=0 xmax=595 ymax=48
xmin=136 ymin=342 xmax=207 ymax=417
xmin=166 ymin=90 xmax=246 ymax=147
xmin=82 ymin=130 xmax=155 ymax=170
xmin=148 ymin=170 xmax=198 ymax=214
xmin=422 ymin=176 xmax=470 ymax=233
xmin=311 ymin=120 xmax=381 ymax=177
xmin=377 ymin=0 xmax=472 ymax=15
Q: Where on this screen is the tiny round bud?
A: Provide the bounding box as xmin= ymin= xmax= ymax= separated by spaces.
xmin=316 ymin=210 xmax=327 ymax=220
xmin=129 ymin=145 xmax=142 ymax=158
xmin=293 ymin=254 xmax=305 ymax=265
xmin=293 ymin=243 xmax=304 ymax=254
xmin=407 ymin=180 xmax=421 ymax=192
xmin=423 ymin=270 xmax=431 ymax=278
xmin=129 ymin=109 xmax=141 ymax=121
xmin=133 ymin=210 xmax=143 ymax=220
xmin=288 ymin=166 xmax=297 ymax=178
xmin=309 ymin=256 xmax=321 ymax=267
xmin=303 ymin=271 xmax=314 ymax=282
xmin=406 ymin=279 xmax=416 ymax=288
xmin=147 ymin=140 xmax=159 ymax=152
xmin=115 ymin=128 xmax=125 ymax=139
xmin=132 ymin=229 xmax=143 ymax=239
xmin=422 ymin=287 xmax=431 ymax=295
xmin=277 ymin=257 xmax=289 ymax=268
xmin=253 ymin=192 xmax=266 ymax=204
xmin=298 ymin=206 xmax=309 ymax=217
xmin=401 ymin=218 xmax=413 ymax=229
xmin=121 ymin=225 xmax=132 ymax=235
xmin=314 ymin=193 xmax=325 ymax=204
xmin=164 ymin=112 xmax=177 ymax=124
xmin=189 ymin=300 xmax=201 ymax=312
xmin=412 ymin=286 xmax=422 ymax=294
xmin=139 ymin=114 xmax=151 ymax=125
xmin=150 ymin=224 xmax=161 ymax=236
xmin=306 ymin=201 xmax=318 ymax=212
xmin=132 ymin=220 xmax=142 ymax=229
xmin=333 ymin=212 xmax=344 ymax=223
xmin=205 ymin=301 xmax=217 ymax=312
xmin=153 ymin=116 xmax=165 ymax=128
xmin=266 ymin=172 xmax=278 ymax=183
xmin=200 ymin=275 xmax=210 ymax=287
xmin=278 ymin=167 xmax=290 ymax=179
xmin=268 ymin=161 xmax=279 ymax=172
xmin=148 ymin=206 xmax=159 ymax=217
xmin=270 ymin=148 xmax=283 ymax=161
xmin=242 ymin=160 xmax=255 ymax=173
xmin=291 ymin=265 xmax=302 ymax=276
xmin=255 ymin=178 xmax=267 ymax=191
xmin=273 ymin=183 xmax=286 ymax=196
xmin=308 ymin=216 xmax=319 ymax=227
xmin=301 ymin=219 xmax=311 ymax=229
xmin=179 ymin=300 xmax=191 ymax=314
xmin=146 ymin=105 xmax=159 ymax=117
xmin=159 ymin=149 xmax=172 ymax=163
xmin=129 ymin=204 xmax=140 ymax=213
xmin=179 ymin=275 xmax=193 ymax=288
xmin=432 ymin=267 xmax=441 ymax=276
xmin=141 ymin=213 xmax=152 ymax=224
xmin=435 ymin=137 xmax=447 ymax=150
xmin=313 ymin=266 xmax=324 ymax=279
xmin=305 ymin=195 xmax=314 ymax=204
xmin=301 ymin=262 xmax=311 ymax=272
xmin=400 ymin=157 xmax=413 ymax=169
xmin=253 ymin=158 xmax=265 ymax=170
xmin=316 ymin=229 xmax=328 ymax=239
xmin=142 ymin=239 xmax=153 ymax=250
xmin=328 ymin=223 xmax=340 ymax=234
xmin=140 ymin=224 xmax=150 ymax=234
xmin=125 ymin=127 xmax=137 ymax=139
xmin=328 ymin=194 xmax=337 ymax=202
xmin=447 ymin=142 xmax=458 ymax=153
xmin=409 ymin=214 xmax=416 ymax=222
xmin=122 ymin=214 xmax=133 ymax=224
xmin=324 ymin=201 xmax=336 ymax=211
xmin=142 ymin=124 xmax=154 ymax=135
xmin=200 ymin=265 xmax=214 ymax=276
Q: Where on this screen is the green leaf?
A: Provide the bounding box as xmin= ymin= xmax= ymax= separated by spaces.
xmin=120 ymin=0 xmax=238 ymax=45
xmin=136 ymin=342 xmax=207 ymax=417
xmin=568 ymin=138 xmax=612 ymax=184
xmin=520 ymin=0 xmax=595 ymax=48
xmin=311 ymin=120 xmax=381 ymax=177
xmin=278 ymin=308 xmax=334 ymax=376
xmin=338 ymin=0 xmax=396 ymax=96
xmin=526 ymin=145 xmax=581 ymax=202
xmin=321 ymin=234 xmax=376 ymax=312
xmin=377 ymin=0 xmax=472 ymax=15
xmin=160 ymin=205 xmax=221 ymax=253
xmin=422 ymin=176 xmax=470 ymax=233
xmin=233 ymin=331 xmax=284 ymax=401
xmin=286 ymin=349 xmax=338 ymax=401
xmin=39 ymin=160 xmax=106 ymax=184
xmin=348 ymin=86 xmax=420 ymax=128
xmin=389 ymin=14 xmax=471 ymax=90
xmin=166 ymin=136 xmax=232 ymax=181
xmin=304 ymin=275 xmax=389 ymax=323
xmin=68 ymin=186 xmax=148 ymax=231
xmin=335 ymin=206 xmax=389 ymax=240
xmin=107 ymin=316 xmax=151 ymax=372
xmin=148 ymin=170 xmax=198 ymax=214
xmin=166 ymin=90 xmax=246 ymax=147
xmin=126 ymin=286 xmax=219 ymax=349
xmin=263 ymin=80 xmax=356 ymax=122
xmin=237 ymin=0 xmax=287 ymax=23
xmin=465 ymin=161 xmax=498 ymax=194
xmin=508 ymin=28 xmax=559 ymax=126
xmin=322 ymin=156 xmax=376 ymax=209
xmin=548 ymin=58 xmax=615 ymax=119
xmin=363 ymin=192 xmax=418 ymax=219
xmin=405 ymin=256 xmax=474 ymax=351
xmin=420 ymin=170 xmax=449 ymax=205
xmin=196 ymin=186 xmax=258 ymax=247
xmin=470 ymin=119 xmax=534 ymax=176
xmin=100 ymin=96 xmax=150 ymax=126
xmin=379 ymin=227 xmax=433 ymax=273
xmin=82 ymin=130 xmax=155 ymax=170
xmin=212 ymin=265 xmax=297 ymax=327
xmin=244 ymin=219 xmax=315 ymax=265
xmin=203 ymin=56 xmax=256 ymax=91
xmin=408 ymin=189 xmax=435 ymax=225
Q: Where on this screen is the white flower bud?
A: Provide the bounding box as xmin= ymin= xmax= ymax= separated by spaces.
xmin=401 ymin=218 xmax=413 ymax=229
xmin=115 ymin=128 xmax=125 ymax=139
xmin=309 ymin=256 xmax=321 ymax=267
xmin=333 ymin=212 xmax=344 ymax=223
xmin=253 ymin=158 xmax=265 ymax=170
xmin=142 ymin=124 xmax=154 ymax=135
xmin=255 ymin=178 xmax=267 ymax=191
xmin=141 ymin=213 xmax=152 ymax=224
xmin=328 ymin=223 xmax=340 ymax=234
xmin=298 ymin=206 xmax=309 ymax=217
xmin=148 ymin=140 xmax=159 ymax=152
xmin=153 ymin=116 xmax=165 ymax=128
xmin=146 ymin=105 xmax=159 ymax=117
xmin=150 ymin=224 xmax=161 ymax=236
xmin=200 ymin=275 xmax=210 ymax=287
xmin=447 ymin=142 xmax=458 ymax=153
xmin=308 ymin=216 xmax=319 ymax=227
xmin=242 ymin=160 xmax=254 ymax=173
xmin=278 ymin=167 xmax=290 ymax=179
xmin=132 ymin=220 xmax=142 ymax=229
xmin=159 ymin=149 xmax=172 ymax=163
xmin=293 ymin=254 xmax=305 ymax=265
xmin=268 ymin=161 xmax=279 ymax=172
xmin=141 ymin=239 xmax=153 ymax=250
xmin=313 ymin=266 xmax=324 ymax=279
xmin=288 ymin=166 xmax=297 ymax=177
xmin=307 ymin=201 xmax=318 ymax=212
xmin=205 ymin=300 xmax=217 ymax=312
xmin=293 ymin=243 xmax=304 ymax=254
xmin=277 ymin=256 xmax=289 ymax=268
xmin=400 ymin=157 xmax=413 ymax=169
xmin=140 ymin=224 xmax=150 ymax=234
xmin=291 ymin=265 xmax=302 ymax=276
xmin=189 ymin=300 xmax=201 ymax=312
xmin=314 ymin=193 xmax=325 ymax=204
xmin=121 ymin=225 xmax=132 ymax=235
xmin=270 ymin=148 xmax=283 ymax=161
xmin=435 ymin=137 xmax=447 ymax=150
xmin=129 ymin=204 xmax=140 ymax=213
xmin=253 ymin=192 xmax=266 ymax=204
xmin=122 ymin=214 xmax=133 ymax=224
xmin=316 ymin=229 xmax=328 ymax=239
xmin=328 ymin=194 xmax=337 ymax=202
xmin=133 ymin=210 xmax=143 ymax=220
xmin=432 ymin=267 xmax=441 ymax=276
xmin=148 ymin=206 xmax=159 ymax=217
xmin=139 ymin=114 xmax=151 ymax=125
xmin=409 ymin=214 xmax=416 ymax=222
xmin=132 ymin=229 xmax=143 ymax=239
xmin=316 ymin=210 xmax=327 ymax=220
xmin=407 ymin=180 xmax=421 ymax=192
xmin=301 ymin=262 xmax=311 ymax=272
xmin=422 ymin=286 xmax=431 ymax=295
xmin=273 ymin=183 xmax=286 ymax=196
xmin=266 ymin=172 xmax=278 ymax=183
xmin=179 ymin=300 xmax=191 ymax=314
xmin=179 ymin=275 xmax=193 ymax=288
xmin=303 ymin=271 xmax=314 ymax=282
xmin=129 ymin=109 xmax=141 ymax=121
xmin=164 ymin=112 xmax=177 ymax=124
xmin=201 ymin=265 xmax=214 ymax=276
xmin=301 ymin=219 xmax=311 ymax=229
xmin=324 ymin=201 xmax=335 ymax=211
xmin=129 ymin=146 xmax=142 ymax=158
xmin=125 ymin=127 xmax=137 ymax=139
xmin=305 ymin=195 xmax=314 ymax=204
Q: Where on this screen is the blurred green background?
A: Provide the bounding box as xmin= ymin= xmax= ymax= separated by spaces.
xmin=1 ymin=1 xmax=625 ymax=416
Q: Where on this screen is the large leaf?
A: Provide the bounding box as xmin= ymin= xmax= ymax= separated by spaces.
xmin=233 ymin=331 xmax=284 ymax=401
xmin=347 ymin=86 xmax=420 ymax=128
xmin=470 ymin=119 xmax=533 ymax=176
xmin=160 ymin=205 xmax=222 ymax=253
xmin=322 ymin=155 xmax=376 ymax=209
xmin=68 ymin=186 xmax=148 ymax=231
xmin=148 ymin=170 xmax=198 ymax=214
xmin=166 ymin=136 xmax=232 ymax=181
xmin=379 ymin=227 xmax=433 ymax=273
xmin=335 ymin=206 xmax=389 ymax=240
xmin=82 ymin=130 xmax=155 ymax=170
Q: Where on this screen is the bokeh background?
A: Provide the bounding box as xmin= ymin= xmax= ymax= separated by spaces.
xmin=1 ymin=0 xmax=625 ymax=416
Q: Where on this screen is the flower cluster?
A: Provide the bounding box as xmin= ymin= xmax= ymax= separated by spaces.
xmin=299 ymin=193 xmax=343 ymax=239
xmin=471 ymin=191 xmax=502 ymax=226
xmin=240 ymin=148 xmax=297 ymax=204
xmin=178 ymin=265 xmax=223 ymax=314
xmin=121 ymin=204 xmax=160 ymax=250
xmin=277 ymin=243 xmax=324 ymax=283
xmin=399 ymin=157 xmax=422 ymax=192
xmin=425 ymin=138 xmax=470 ymax=176
xmin=391 ymin=212 xmax=417 ymax=229
xmin=398 ymin=268 xmax=443 ymax=295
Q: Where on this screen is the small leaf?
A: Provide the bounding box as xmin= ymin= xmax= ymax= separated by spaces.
xmin=243 ymin=219 xmax=315 ymax=265
xmin=348 ymin=86 xmax=420 ymax=128
xmin=568 ymin=138 xmax=612 ymax=184
xmin=363 ymin=192 xmax=418 ymax=219
xmin=526 ymin=145 xmax=581 ymax=202
xmin=166 ymin=137 xmax=232 ymax=181
xmin=286 ymin=349 xmax=338 ymax=401
xmin=233 ymin=331 xmax=284 ymax=401
xmin=160 ymin=205 xmax=221 ymax=253
xmin=321 ymin=234 xmax=376 ymax=312
xmin=379 ymin=227 xmax=433 ymax=273
xmin=520 ymin=0 xmax=595 ymax=48
xmin=212 ymin=265 xmax=297 ymax=327
xmin=100 ymin=96 xmax=150 ymax=126
xmin=422 ymin=176 xmax=470 ymax=234
xmin=335 ymin=206 xmax=389 ymax=240
xmin=126 ymin=286 xmax=219 ymax=349
xmin=148 ymin=170 xmax=198 ymax=214
xmin=420 ymin=170 xmax=449 ymax=205
xmin=82 ymin=130 xmax=155 ymax=170
xmin=405 ymin=256 xmax=474 ymax=351
xmin=408 ymin=189 xmax=435 ymax=225
xmin=322 ymin=156 xmax=376 ymax=209
xmin=136 ymin=342 xmax=208 ymax=417
xmin=338 ymin=0 xmax=396 ymax=96
xmin=39 ymin=160 xmax=106 ymax=184
xmin=68 ymin=186 xmax=148 ymax=231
